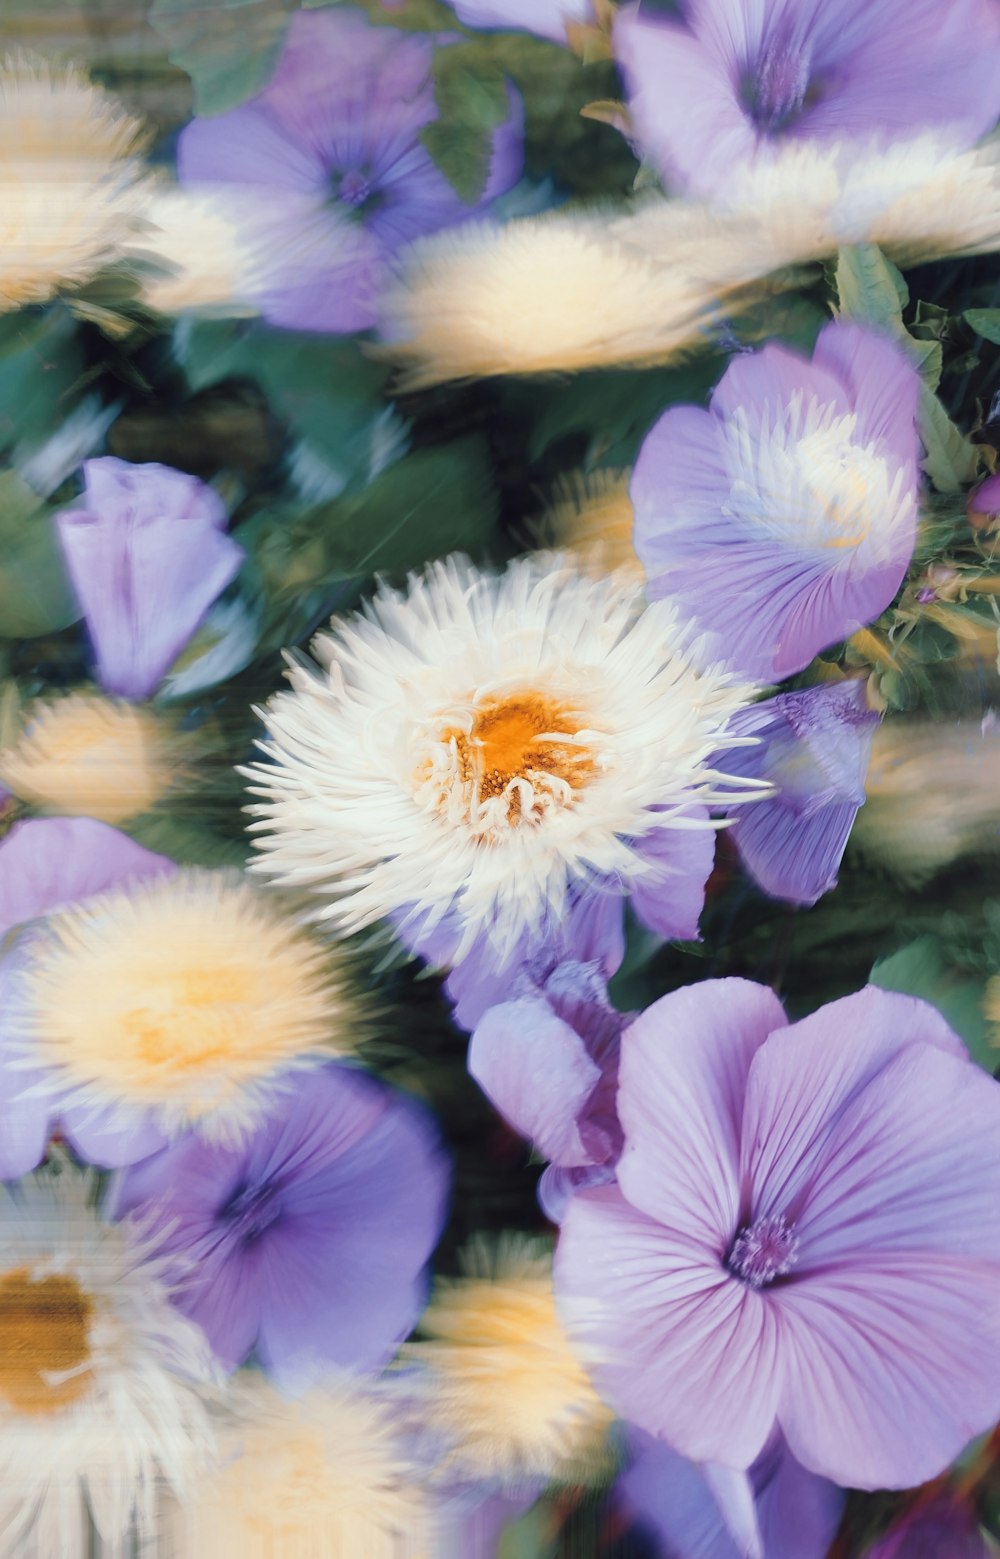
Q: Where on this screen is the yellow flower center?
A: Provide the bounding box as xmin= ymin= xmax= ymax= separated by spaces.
xmin=0 ymin=693 xmax=172 ymax=824
xmin=26 ymin=873 xmax=352 ymax=1130
xmin=441 ymin=693 xmax=595 ymax=822
xmin=0 ymin=1266 xmax=92 ymax=1416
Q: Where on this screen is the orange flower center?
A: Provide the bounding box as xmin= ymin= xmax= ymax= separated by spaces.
xmin=445 ymin=694 xmax=595 ymax=815
xmin=0 ymin=1267 xmax=93 ymax=1415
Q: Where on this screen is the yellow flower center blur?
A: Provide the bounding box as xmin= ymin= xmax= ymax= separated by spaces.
xmin=441 ymin=693 xmax=595 ymax=823
xmin=26 ymin=872 xmax=352 ymax=1129
xmin=0 ymin=692 xmax=172 ymax=824
xmin=0 ymin=1266 xmax=93 ymax=1416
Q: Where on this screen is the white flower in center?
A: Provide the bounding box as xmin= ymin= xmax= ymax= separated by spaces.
xmin=245 ymin=554 xmax=762 ymax=958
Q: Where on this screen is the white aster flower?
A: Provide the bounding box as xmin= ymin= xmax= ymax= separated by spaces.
xmin=0 ymin=54 xmax=150 ymax=311
xmin=0 ymin=1160 xmax=218 ymax=1559
xmin=244 ymin=553 xmax=762 ymax=959
xmin=130 ymin=185 xmax=266 ymax=319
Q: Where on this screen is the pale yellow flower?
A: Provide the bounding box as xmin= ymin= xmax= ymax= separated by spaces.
xmin=0 ymin=54 xmax=150 ymax=310
xmin=541 ymin=470 xmax=640 ymax=578
xmin=405 ymin=1235 xmax=614 ymax=1485
xmin=0 ymin=690 xmax=177 ymax=825
xmin=131 ymin=185 xmax=263 ymax=318
xmin=163 ymin=1373 xmax=430 ymax=1559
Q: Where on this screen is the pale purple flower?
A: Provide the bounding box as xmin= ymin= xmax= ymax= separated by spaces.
xmin=614 ymin=0 xmax=1000 ymax=201
xmin=620 ymin=1429 xmax=844 ymax=1559
xmin=631 ymin=321 xmax=921 ymax=682
xmin=0 ymin=817 xmax=175 ymax=1177
xmin=555 ymin=980 xmax=1000 ymax=1489
xmin=108 ymin=1064 xmax=449 ymax=1388
xmin=715 ymin=681 xmax=880 ymax=906
xmin=56 ymin=457 xmax=244 ymax=702
xmin=177 ymin=7 xmax=523 ymax=334
xmin=452 ymin=0 xmax=594 ymax=43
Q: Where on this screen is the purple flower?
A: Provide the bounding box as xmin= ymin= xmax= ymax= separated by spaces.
xmin=613 ymin=0 xmax=1000 ymax=201
xmin=554 ymin=980 xmax=1000 ymax=1488
xmin=452 ymin=0 xmax=594 ymax=42
xmin=56 ymin=457 xmax=244 ymax=702
xmin=108 ymin=1064 xmax=449 ymax=1388
xmin=177 ymin=7 xmax=523 ymax=334
xmin=631 ymin=321 xmax=921 ymax=683
xmin=715 ymin=680 xmax=880 ymax=907
xmin=469 ymin=960 xmax=626 ymax=1215
xmin=619 ymin=1429 xmax=844 ymax=1559
xmin=0 ymin=817 xmax=175 ymax=1177
xmin=868 ymin=1494 xmax=992 ymax=1559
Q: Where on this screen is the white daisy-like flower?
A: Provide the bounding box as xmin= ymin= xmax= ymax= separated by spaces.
xmin=405 ymin=1234 xmax=614 ymax=1486
xmin=244 ymin=553 xmax=763 ymax=960
xmin=161 ymin=1371 xmax=430 ymax=1559
xmin=0 ymin=54 xmax=150 ymax=311
xmin=14 ymin=868 xmax=364 ymax=1144
xmin=0 ymin=1160 xmax=218 ymax=1559
xmin=130 ymin=185 xmax=266 ymax=319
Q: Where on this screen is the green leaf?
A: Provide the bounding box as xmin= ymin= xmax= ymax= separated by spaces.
xmin=149 ymin=0 xmax=290 ymax=116
xmin=871 ymin=936 xmax=995 ymax=1072
xmin=421 ymin=42 xmax=511 ymax=204
xmin=0 ymin=307 xmax=87 ymax=459
xmin=301 ymin=0 xmax=456 ymax=24
xmin=918 ymin=381 xmax=978 ymax=492
xmin=0 ymin=473 xmax=80 ymax=639
xmin=835 ymin=244 xmax=907 ymax=329
xmin=964 ymin=308 xmax=1000 ymax=345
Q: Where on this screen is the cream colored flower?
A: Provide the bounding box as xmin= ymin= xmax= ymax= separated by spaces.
xmin=131 ymin=185 xmax=264 ymax=318
xmin=405 ymin=1235 xmax=614 ymax=1485
xmin=0 ymin=691 xmax=178 ymax=825
xmin=541 ymin=470 xmax=640 ymax=578
xmin=0 ymin=54 xmax=150 ymax=310
xmin=20 ymin=868 xmax=364 ymax=1142
xmin=162 ymin=1373 xmax=430 ymax=1559
xmin=0 ymin=1160 xmax=218 ymax=1559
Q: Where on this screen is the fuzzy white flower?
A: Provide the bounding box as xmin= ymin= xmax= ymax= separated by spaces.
xmin=131 ymin=185 xmax=266 ymax=318
xmin=0 ymin=54 xmax=150 ymax=311
xmin=0 ymin=1160 xmax=218 ymax=1559
xmin=244 ymin=553 xmax=762 ymax=959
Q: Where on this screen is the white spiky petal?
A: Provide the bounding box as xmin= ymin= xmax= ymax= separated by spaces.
xmin=244 ymin=553 xmax=763 ymax=961
xmin=0 ymin=1160 xmax=218 ymax=1559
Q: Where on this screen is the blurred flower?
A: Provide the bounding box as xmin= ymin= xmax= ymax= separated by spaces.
xmin=0 ymin=54 xmax=150 ymax=311
xmin=0 ymin=1160 xmax=218 ymax=1559
xmin=631 ymin=320 xmax=921 ymax=682
xmin=7 ymin=867 xmax=364 ymax=1149
xmin=620 ymin=1428 xmax=844 ymax=1559
xmin=110 ymin=1064 xmax=449 ymax=1387
xmin=715 ymin=680 xmax=880 ymax=907
xmin=406 ymin=1235 xmax=613 ymax=1484
xmin=453 ymin=0 xmax=595 ymax=42
xmin=469 ymin=960 xmax=627 ymax=1217
xmin=0 ymin=690 xmax=180 ymax=825
xmin=15 ymin=395 xmax=119 ymax=500
xmin=163 ymin=1372 xmax=430 ymax=1559
xmin=867 ymin=1492 xmax=995 ymax=1558
xmin=854 ymin=718 xmax=1000 ymax=886
xmin=379 ymin=206 xmax=782 ymax=384
xmin=613 ymin=0 xmax=1000 ymax=203
xmin=56 ymin=457 xmax=245 ymax=702
xmin=244 ymin=553 xmax=764 ymax=966
xmin=555 ymin=980 xmax=1000 ymax=1488
xmin=131 ymin=186 xmax=265 ymax=319
xmin=177 ymin=7 xmax=522 ymax=334
xmin=542 ymin=470 xmax=640 ymax=578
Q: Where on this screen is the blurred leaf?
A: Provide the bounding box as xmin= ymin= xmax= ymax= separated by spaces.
xmin=871 ymin=935 xmax=995 ymax=1072
xmin=497 ymin=1499 xmax=560 ymax=1559
xmin=523 ymin=356 xmax=723 ymax=465
xmin=0 ymin=472 xmax=80 ymax=639
xmin=0 ymin=307 xmax=87 ymax=459
xmin=965 ymin=308 xmax=1000 ymax=345
xmin=149 ymin=0 xmax=290 ymax=116
xmin=835 ymin=244 xmax=907 ymax=329
xmin=422 ymin=43 xmax=511 ymax=204
xmin=302 ymin=0 xmax=456 ymax=24
xmin=918 ymin=381 xmax=979 ymax=492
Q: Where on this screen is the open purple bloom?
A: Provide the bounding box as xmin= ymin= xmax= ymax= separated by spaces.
xmin=620 ymin=1429 xmax=844 ymax=1559
xmin=452 ymin=0 xmax=594 ymax=42
xmin=631 ymin=321 xmax=921 ymax=683
xmin=178 ymin=7 xmax=523 ymax=334
xmin=0 ymin=817 xmax=175 ymax=1177
xmin=108 ymin=1064 xmax=449 ymax=1388
xmin=613 ymin=0 xmax=1000 ymax=201
xmin=555 ymin=980 xmax=1000 ymax=1489
xmin=56 ymin=457 xmax=244 ymax=702
xmin=715 ymin=681 xmax=880 ymax=906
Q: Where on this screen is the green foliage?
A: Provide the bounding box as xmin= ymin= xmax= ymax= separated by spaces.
xmin=421 ymin=40 xmax=513 ymax=204
xmin=0 ymin=472 xmax=80 ymax=640
xmin=871 ymin=935 xmax=995 ymax=1072
xmin=0 ymin=307 xmax=86 ymax=460
xmin=964 ymin=308 xmax=1000 ymax=346
xmin=149 ymin=0 xmax=291 ymax=115
xmin=302 ymin=0 xmax=457 ymax=24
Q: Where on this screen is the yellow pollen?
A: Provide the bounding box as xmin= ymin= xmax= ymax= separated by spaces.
xmin=444 ymin=693 xmax=595 ymax=818
xmin=0 ymin=1266 xmax=93 ymax=1416
xmin=26 ymin=872 xmax=354 ymax=1127
xmin=0 ymin=692 xmax=174 ymax=824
